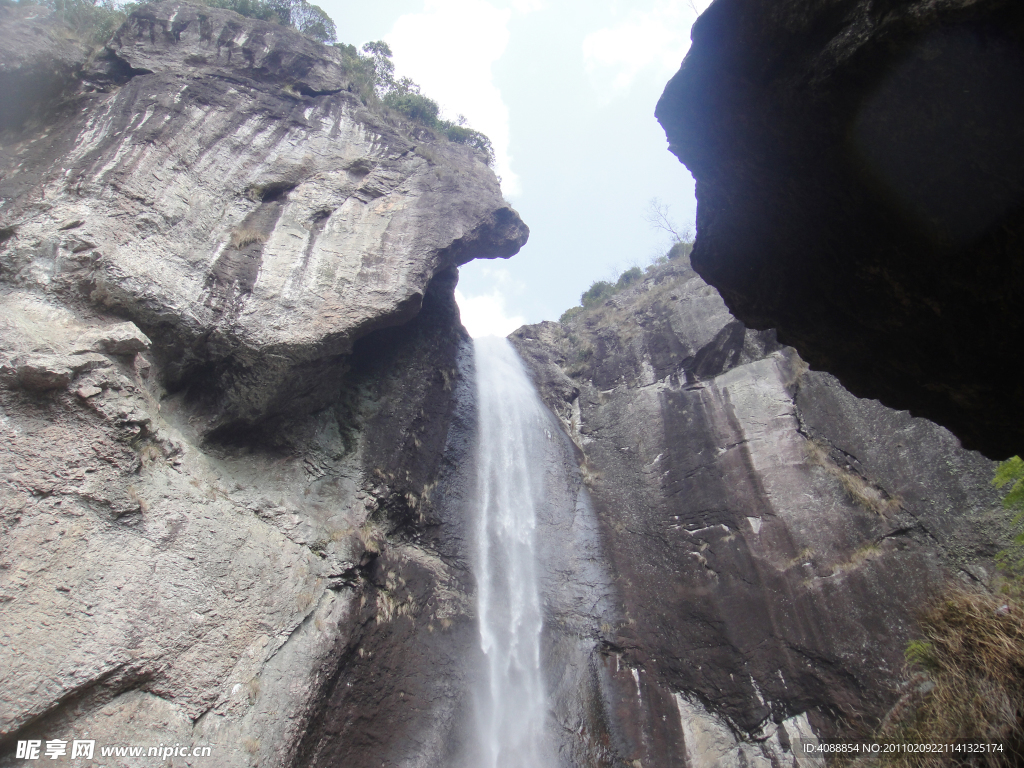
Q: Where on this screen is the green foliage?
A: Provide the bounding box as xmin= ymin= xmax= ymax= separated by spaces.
xmin=14 ymin=0 xmax=493 ymax=159
xmin=559 ymin=263 xmax=655 ymax=321
xmin=203 ymin=0 xmax=281 ymax=23
xmin=904 ymin=639 xmax=937 ymax=671
xmin=7 ymin=0 xmax=337 ymax=45
xmin=666 ymin=240 xmax=693 ymax=261
xmin=581 ymin=280 xmax=615 ymax=309
xmin=339 ymin=41 xmax=495 ymax=165
xmin=559 ymin=306 xmax=584 ymax=324
xmin=333 ymin=42 xmax=377 ymax=102
xmin=994 ymin=456 xmax=1024 ymax=509
xmin=441 ymin=123 xmax=494 ymax=163
xmin=994 ymin=456 xmax=1024 ymax=579
xmin=616 ymin=266 xmax=643 ymax=289
xmin=286 ymin=0 xmax=335 ymax=43
xmin=361 ymin=40 xmax=395 ymax=93
xmin=383 ymin=91 xmax=441 ymax=124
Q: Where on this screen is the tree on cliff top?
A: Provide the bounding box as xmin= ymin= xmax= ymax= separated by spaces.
xmin=343 ymin=40 xmax=495 ymax=166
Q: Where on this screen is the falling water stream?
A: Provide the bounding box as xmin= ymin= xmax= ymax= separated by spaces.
xmin=472 ymin=336 xmax=554 ymax=768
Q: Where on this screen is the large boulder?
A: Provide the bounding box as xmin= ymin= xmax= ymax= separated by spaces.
xmin=656 ymin=0 xmax=1024 ymax=459
xmin=0 ymin=1 xmax=527 ymax=435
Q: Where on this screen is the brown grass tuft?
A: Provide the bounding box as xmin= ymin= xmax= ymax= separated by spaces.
xmin=804 ymin=439 xmax=901 ymax=516
xmin=229 ymin=228 xmax=268 ymax=249
xmin=879 ymin=588 xmax=1024 ymax=766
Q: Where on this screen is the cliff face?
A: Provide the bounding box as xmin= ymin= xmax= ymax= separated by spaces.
xmin=512 ymin=256 xmax=1006 ymax=763
xmin=0 ymin=0 xmax=526 ymax=434
xmin=655 ymin=0 xmax=1024 ymax=459
xmin=0 ymin=4 xmax=524 ymax=766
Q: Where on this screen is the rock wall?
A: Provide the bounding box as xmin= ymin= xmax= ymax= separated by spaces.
xmin=655 ymin=0 xmax=1024 ymax=459
xmin=512 ymin=256 xmax=1006 ymax=764
xmin=0 ymin=4 xmax=524 ymax=766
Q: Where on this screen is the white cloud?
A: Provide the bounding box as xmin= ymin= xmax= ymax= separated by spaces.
xmin=386 ymin=0 xmax=522 ymax=195
xmin=455 ymin=288 xmax=525 ymax=338
xmin=581 ymin=0 xmax=713 ymax=98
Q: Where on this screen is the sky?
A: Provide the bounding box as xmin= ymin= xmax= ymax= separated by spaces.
xmin=316 ymin=0 xmax=713 ymax=336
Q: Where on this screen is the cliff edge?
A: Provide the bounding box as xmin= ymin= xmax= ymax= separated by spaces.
xmin=656 ymin=0 xmax=1024 ymax=459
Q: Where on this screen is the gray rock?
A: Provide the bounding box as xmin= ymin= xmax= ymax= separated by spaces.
xmin=15 ymin=352 xmax=110 ymax=390
xmin=0 ymin=0 xmax=527 ymax=435
xmin=0 ymin=4 xmax=523 ymax=765
xmin=0 ymin=4 xmax=90 ymax=133
xmin=512 ymin=255 xmax=1006 ymax=756
xmin=78 ymin=321 xmax=152 ymax=355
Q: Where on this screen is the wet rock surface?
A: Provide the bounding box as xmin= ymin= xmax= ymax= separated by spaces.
xmin=512 ymin=256 xmax=1006 ymax=763
xmin=656 ymin=0 xmax=1024 ymax=459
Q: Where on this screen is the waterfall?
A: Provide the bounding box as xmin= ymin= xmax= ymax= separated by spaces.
xmin=472 ymin=336 xmax=553 ymax=768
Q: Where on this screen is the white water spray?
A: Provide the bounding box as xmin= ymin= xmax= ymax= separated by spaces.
xmin=472 ymin=336 xmax=553 ymax=768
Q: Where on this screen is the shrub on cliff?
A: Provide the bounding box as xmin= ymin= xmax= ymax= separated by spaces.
xmin=880 ymin=589 xmax=1024 ymax=766
xmin=666 ymin=240 xmax=692 ymax=261
xmin=878 ymin=460 xmax=1024 ymax=765
xmin=581 ymin=280 xmax=614 ymax=309
xmin=616 ymin=266 xmax=643 ymax=289
xmin=337 ymin=40 xmax=495 ymax=166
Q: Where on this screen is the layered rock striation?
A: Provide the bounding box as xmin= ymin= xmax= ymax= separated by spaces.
xmin=0 ymin=4 xmax=524 ymax=766
xmin=0 ymin=0 xmax=526 ymax=434
xmin=656 ymin=0 xmax=1024 ymax=459
xmin=512 ymin=255 xmax=1006 ymax=764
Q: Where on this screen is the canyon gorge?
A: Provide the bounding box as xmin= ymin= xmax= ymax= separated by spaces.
xmin=0 ymin=1 xmax=1019 ymax=766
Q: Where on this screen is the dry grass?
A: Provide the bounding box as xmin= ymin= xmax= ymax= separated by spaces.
xmin=878 ymin=588 xmax=1024 ymax=766
xmin=229 ymin=228 xmax=268 ymax=249
xmin=295 ymin=589 xmax=315 ymax=612
xmin=245 ymin=677 xmax=261 ymax=705
xmin=830 ymin=543 xmax=881 ymax=576
xmin=804 ymin=439 xmax=901 ymax=516
xmin=358 ymin=520 xmax=384 ymax=554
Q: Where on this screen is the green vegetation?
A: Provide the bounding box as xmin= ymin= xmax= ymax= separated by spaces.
xmin=354 ymin=41 xmax=494 ymax=165
xmin=580 ymin=280 xmax=615 ymax=310
xmin=665 ymin=240 xmax=693 ymax=261
xmin=558 ymin=236 xmax=693 ymax=324
xmin=0 ymin=0 xmax=127 ymax=45
xmin=995 ymin=456 xmax=1024 ymax=579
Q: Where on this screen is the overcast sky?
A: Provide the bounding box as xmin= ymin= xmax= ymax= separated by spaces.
xmin=316 ymin=0 xmax=713 ymax=336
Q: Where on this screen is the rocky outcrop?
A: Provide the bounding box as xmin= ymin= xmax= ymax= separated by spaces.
xmin=512 ymin=256 xmax=1006 ymax=762
xmin=0 ymin=0 xmax=526 ymax=435
xmin=0 ymin=4 xmax=524 ymax=766
xmin=655 ymin=0 xmax=1024 ymax=459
